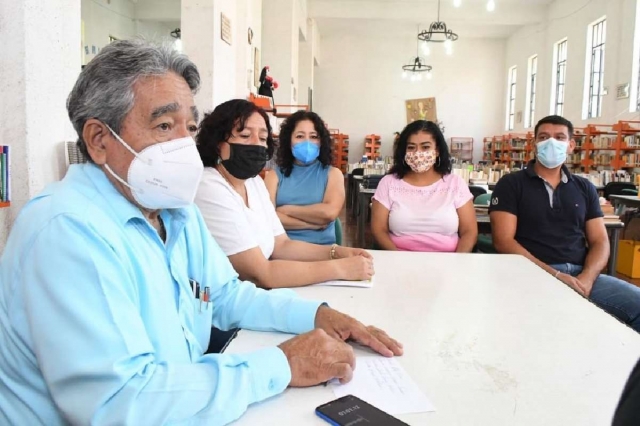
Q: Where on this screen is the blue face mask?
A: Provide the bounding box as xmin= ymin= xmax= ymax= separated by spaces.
xmin=292 ymin=140 xmax=320 ymax=164
xmin=536 ymin=138 xmax=569 ymax=169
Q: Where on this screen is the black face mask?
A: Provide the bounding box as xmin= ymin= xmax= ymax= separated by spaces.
xmin=221 ymin=143 xmax=268 ymax=180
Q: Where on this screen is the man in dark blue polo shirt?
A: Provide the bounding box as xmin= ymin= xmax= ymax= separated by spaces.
xmin=489 ymin=115 xmax=640 ymax=332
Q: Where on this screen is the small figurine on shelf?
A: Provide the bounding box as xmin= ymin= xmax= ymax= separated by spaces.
xmin=258 ymin=66 xmax=279 ymax=112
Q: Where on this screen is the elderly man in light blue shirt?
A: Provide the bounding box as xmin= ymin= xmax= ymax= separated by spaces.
xmin=0 ymin=39 xmax=402 ymax=425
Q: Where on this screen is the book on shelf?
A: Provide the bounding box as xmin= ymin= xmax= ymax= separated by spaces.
xmin=0 ymin=145 xmax=10 ymax=203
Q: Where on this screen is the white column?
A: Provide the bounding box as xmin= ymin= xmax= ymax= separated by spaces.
xmin=298 ymin=19 xmax=318 ymax=107
xmin=0 ymin=0 xmax=81 ymax=250
xmin=182 ymin=0 xmax=238 ymax=113
xmin=181 ymin=0 xmax=216 ymax=114
xmin=262 ymin=0 xmax=298 ymax=105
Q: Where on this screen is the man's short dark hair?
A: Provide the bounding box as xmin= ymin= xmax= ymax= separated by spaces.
xmin=534 ymin=115 xmax=574 ymax=139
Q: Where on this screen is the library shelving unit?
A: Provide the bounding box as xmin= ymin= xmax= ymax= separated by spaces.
xmin=485 ymin=134 xmax=530 ymax=168
xmin=581 ymin=124 xmax=617 ymax=171
xmin=492 ymin=135 xmax=505 ymax=162
xmin=611 ymin=121 xmax=640 ymax=170
xmin=503 ymin=133 xmax=530 ymax=168
xmin=481 ymin=124 xmax=640 ymax=172
xmin=330 ymin=130 xmax=350 ymax=174
xmin=564 ymin=127 xmax=586 ymax=172
xmin=482 ymin=137 xmax=493 ymax=162
xmin=450 ymin=137 xmax=474 ymax=163
xmin=363 ymin=134 xmax=381 ymax=160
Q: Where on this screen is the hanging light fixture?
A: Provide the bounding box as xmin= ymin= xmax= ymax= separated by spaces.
xmin=453 ymin=0 xmax=462 ymax=7
xmin=486 ymin=0 xmax=496 ymax=12
xmin=418 ymin=0 xmax=459 ymax=54
xmin=403 ymin=26 xmax=433 ymax=81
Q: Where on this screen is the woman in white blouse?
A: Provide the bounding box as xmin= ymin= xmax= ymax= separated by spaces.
xmin=194 ymin=99 xmax=373 ymax=289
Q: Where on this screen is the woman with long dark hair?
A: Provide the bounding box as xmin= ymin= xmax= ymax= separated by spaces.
xmin=194 ymin=99 xmax=373 ymax=289
xmin=371 ymin=120 xmax=477 ymax=252
xmin=264 ymin=110 xmax=343 ymax=245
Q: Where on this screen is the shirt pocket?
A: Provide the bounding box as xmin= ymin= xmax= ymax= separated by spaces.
xmin=189 ymin=281 xmax=214 ymax=346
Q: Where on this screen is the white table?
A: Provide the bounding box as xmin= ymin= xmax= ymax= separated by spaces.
xmin=227 ymin=251 xmax=640 ymax=426
xmin=610 ymin=194 xmax=640 ymax=209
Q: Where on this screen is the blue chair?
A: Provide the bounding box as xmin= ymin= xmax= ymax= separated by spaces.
xmin=474 ymin=193 xmax=491 ymax=206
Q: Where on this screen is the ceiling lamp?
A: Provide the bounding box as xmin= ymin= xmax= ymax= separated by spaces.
xmin=403 ymin=26 xmax=433 ymax=81
xmin=453 ymin=0 xmax=461 ymax=7
xmin=486 ymin=0 xmax=496 ymax=12
xmin=418 ymin=0 xmax=458 ymax=54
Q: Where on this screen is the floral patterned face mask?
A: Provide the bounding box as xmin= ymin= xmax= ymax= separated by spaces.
xmin=405 ymin=150 xmax=436 ymax=173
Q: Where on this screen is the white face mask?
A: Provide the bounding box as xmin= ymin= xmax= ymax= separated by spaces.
xmin=103 ymin=125 xmax=204 ymax=210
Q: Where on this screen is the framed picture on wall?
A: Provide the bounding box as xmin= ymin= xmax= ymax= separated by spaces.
xmin=405 ymin=97 xmax=437 ymax=124
xmin=253 ymin=47 xmax=260 ymax=88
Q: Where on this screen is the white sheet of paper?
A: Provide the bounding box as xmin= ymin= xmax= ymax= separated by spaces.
xmin=331 ymin=357 xmax=435 ymax=415
xmin=312 ymin=278 xmax=373 ymax=288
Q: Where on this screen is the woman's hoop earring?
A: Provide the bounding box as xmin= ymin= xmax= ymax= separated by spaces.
xmin=436 ymin=156 xmax=441 ymax=167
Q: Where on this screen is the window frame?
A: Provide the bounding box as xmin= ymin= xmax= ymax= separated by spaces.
xmin=506 ymin=66 xmax=517 ymax=131
xmin=525 ymin=55 xmax=538 ymax=128
xmin=550 ymin=39 xmax=568 ymax=116
xmin=583 ymin=17 xmax=607 ymax=119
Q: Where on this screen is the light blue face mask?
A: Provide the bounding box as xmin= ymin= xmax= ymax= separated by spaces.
xmin=292 ymin=140 xmax=320 ymax=164
xmin=536 ymin=138 xmax=569 ymax=169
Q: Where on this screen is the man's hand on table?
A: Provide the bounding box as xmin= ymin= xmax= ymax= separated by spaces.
xmin=278 ymin=329 xmax=356 ymax=387
xmin=314 ymin=305 xmax=403 ymax=357
xmin=277 ymin=306 xmax=403 ymax=387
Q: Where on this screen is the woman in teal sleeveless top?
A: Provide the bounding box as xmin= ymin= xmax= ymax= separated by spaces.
xmin=265 ymin=111 xmax=345 ymax=245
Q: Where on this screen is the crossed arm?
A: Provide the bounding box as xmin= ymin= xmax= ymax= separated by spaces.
xmin=264 ymin=168 xmax=345 ymax=229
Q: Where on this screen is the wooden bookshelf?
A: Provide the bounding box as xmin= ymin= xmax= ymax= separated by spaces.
xmin=330 ymin=130 xmax=350 ymax=174
xmin=450 ymin=137 xmax=474 ymax=162
xmin=363 ymin=134 xmax=381 ymax=160
xmin=481 ymin=125 xmax=633 ymax=172
xmin=482 ymin=137 xmax=493 ymax=162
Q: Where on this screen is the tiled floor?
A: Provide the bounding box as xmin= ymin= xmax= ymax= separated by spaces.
xmin=339 ymin=204 xmax=640 ymax=288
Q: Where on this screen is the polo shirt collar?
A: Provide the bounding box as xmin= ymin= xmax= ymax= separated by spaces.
xmin=72 ymin=163 xmax=188 ymax=226
xmin=524 ymin=160 xmax=572 ymax=182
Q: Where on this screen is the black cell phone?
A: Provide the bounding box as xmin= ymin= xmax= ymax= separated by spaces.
xmin=315 ymin=394 xmax=409 ymax=426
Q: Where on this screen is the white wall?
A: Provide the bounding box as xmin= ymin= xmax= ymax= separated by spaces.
xmin=315 ymin=35 xmax=506 ymax=163
xmin=235 ymin=0 xmax=263 ymax=99
xmin=211 ymin=0 xmax=237 ymax=107
xmin=262 ymin=0 xmax=308 ymax=105
xmin=81 ymin=0 xmax=136 ymax=65
xmin=0 ymin=0 xmax=81 ymax=251
xmin=504 ymin=0 xmax=639 ymax=132
xmin=136 ymin=20 xmax=181 ymax=44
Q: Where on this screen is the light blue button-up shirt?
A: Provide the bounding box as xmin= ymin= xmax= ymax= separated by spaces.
xmin=0 ymin=164 xmax=322 ymax=425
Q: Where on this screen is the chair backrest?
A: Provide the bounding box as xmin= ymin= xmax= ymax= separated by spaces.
xmin=362 ymin=174 xmax=384 ymax=189
xmin=474 ymin=193 xmax=492 ymax=206
xmin=469 ymin=185 xmax=488 ymax=200
xmin=621 ymin=188 xmax=639 ymax=196
xmin=65 ymin=141 xmax=88 ymax=168
xmin=334 ymin=217 xmax=343 ymax=245
xmin=604 ymin=182 xmax=637 ymax=200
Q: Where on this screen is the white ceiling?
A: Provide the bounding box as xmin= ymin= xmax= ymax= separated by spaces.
xmin=309 ymin=0 xmax=555 ymax=39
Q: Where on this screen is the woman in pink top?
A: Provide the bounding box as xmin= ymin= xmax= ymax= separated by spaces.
xmin=371 ymin=121 xmax=478 ymax=252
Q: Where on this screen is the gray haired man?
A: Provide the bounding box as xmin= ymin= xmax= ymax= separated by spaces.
xmin=0 ymin=40 xmax=402 ymax=425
